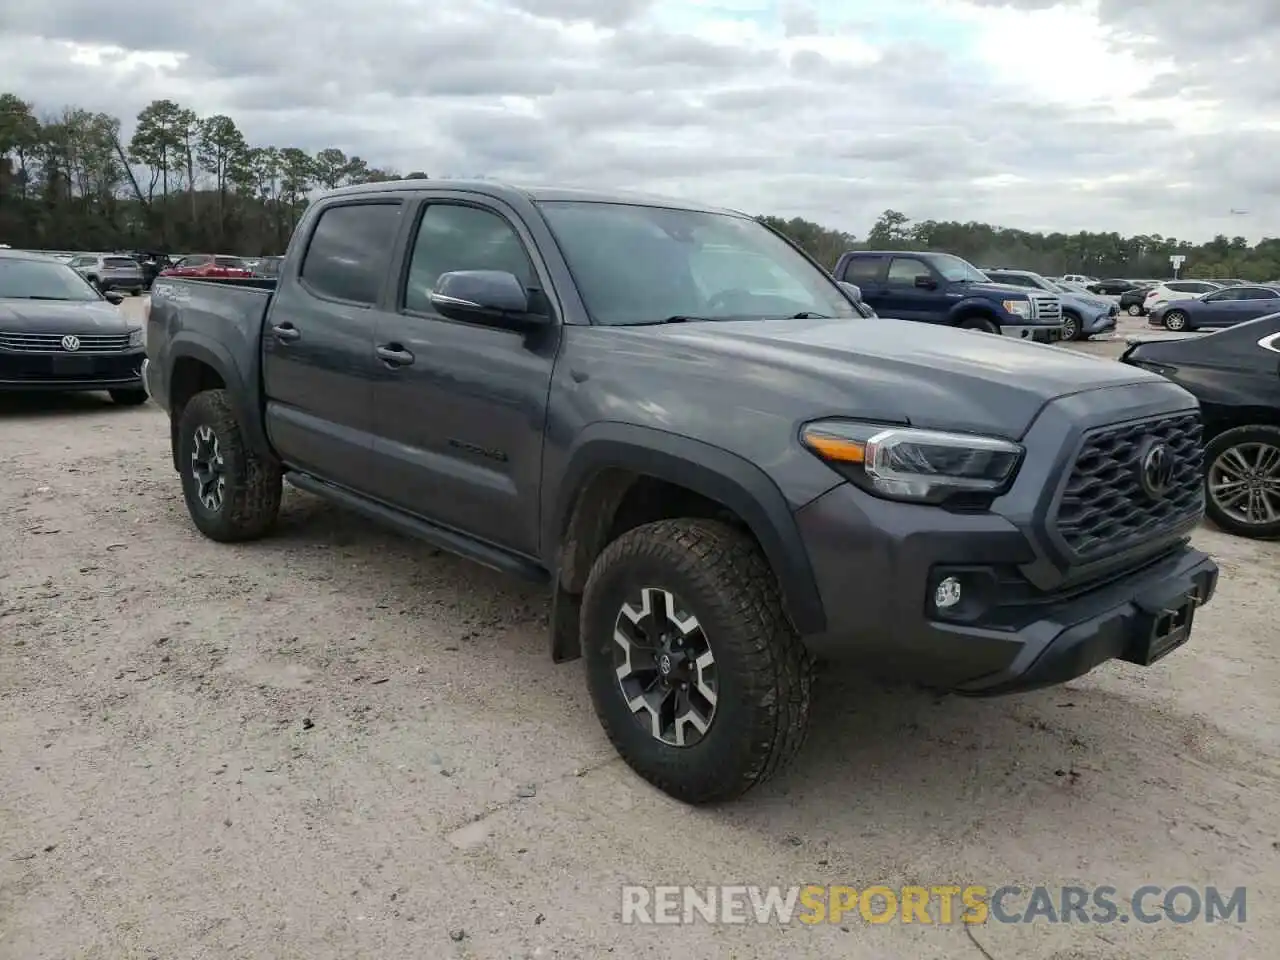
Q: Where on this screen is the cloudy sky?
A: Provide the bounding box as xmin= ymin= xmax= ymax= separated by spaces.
xmin=1 ymin=0 xmax=1277 ymax=241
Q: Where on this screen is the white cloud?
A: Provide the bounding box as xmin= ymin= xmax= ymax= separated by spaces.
xmin=0 ymin=0 xmax=1276 ymax=241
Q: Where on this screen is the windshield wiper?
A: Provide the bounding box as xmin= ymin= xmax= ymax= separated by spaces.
xmin=19 ymin=295 xmax=77 ymax=301
xmin=630 ymin=315 xmax=731 ymax=325
xmin=785 ymin=312 xmax=832 ymax=319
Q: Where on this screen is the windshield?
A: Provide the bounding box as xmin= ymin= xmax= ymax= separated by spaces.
xmin=931 ymin=253 xmax=990 ymax=283
xmin=1048 ymin=280 xmax=1076 ymax=294
xmin=0 ymin=257 xmax=100 ymax=301
xmin=537 ymin=201 xmax=858 ymax=325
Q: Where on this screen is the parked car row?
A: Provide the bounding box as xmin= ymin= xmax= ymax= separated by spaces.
xmin=981 ymin=267 xmax=1118 ymax=341
xmin=837 ymin=251 xmax=1067 ymax=341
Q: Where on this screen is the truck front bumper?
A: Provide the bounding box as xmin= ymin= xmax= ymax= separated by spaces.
xmin=793 ymin=483 xmax=1218 ymax=695
xmin=1001 ymin=323 xmax=1063 ymax=343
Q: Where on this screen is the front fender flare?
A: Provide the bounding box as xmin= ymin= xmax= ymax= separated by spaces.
xmin=546 ymin=422 xmax=827 ymax=636
xmin=947 ymin=297 xmax=1006 ymax=325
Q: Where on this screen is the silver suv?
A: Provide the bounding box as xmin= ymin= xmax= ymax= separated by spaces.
xmin=67 ymin=254 xmax=145 ymax=295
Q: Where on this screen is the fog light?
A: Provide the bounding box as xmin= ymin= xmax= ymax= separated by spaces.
xmin=934 ymin=576 xmax=963 ymax=609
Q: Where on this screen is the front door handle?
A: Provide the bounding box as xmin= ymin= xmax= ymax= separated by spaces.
xmin=376 ymin=345 xmax=415 ymax=367
xmin=272 ymin=323 xmax=301 ymax=342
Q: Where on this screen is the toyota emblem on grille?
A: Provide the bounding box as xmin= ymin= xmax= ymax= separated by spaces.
xmin=1139 ymin=440 xmax=1175 ymax=499
xmin=60 ymin=335 xmax=81 ymax=352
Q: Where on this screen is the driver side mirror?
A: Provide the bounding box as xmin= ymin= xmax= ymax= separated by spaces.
xmin=838 ymin=281 xmax=863 ymax=302
xmin=429 ymin=270 xmax=546 ymax=326
xmin=103 ymin=290 xmax=125 ymax=305
xmin=913 ymin=275 xmax=937 ymax=290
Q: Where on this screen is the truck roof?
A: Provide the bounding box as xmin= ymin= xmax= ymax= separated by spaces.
xmin=322 ymin=178 xmax=748 ymax=217
xmin=846 ymin=250 xmax=953 ymax=258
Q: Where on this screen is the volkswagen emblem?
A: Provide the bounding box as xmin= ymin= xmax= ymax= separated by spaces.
xmin=659 ymin=654 xmax=672 ymax=675
xmin=1138 ymin=440 xmax=1176 ymax=499
xmin=60 ymin=335 xmax=81 ymax=352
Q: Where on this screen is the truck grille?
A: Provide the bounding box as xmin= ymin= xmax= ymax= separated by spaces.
xmin=0 ymin=332 xmax=133 ymax=353
xmin=1029 ymin=294 xmax=1062 ymax=322
xmin=1050 ymin=411 xmax=1204 ymax=561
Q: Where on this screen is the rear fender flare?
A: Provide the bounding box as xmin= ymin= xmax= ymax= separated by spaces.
xmin=166 ymin=333 xmax=273 ymax=469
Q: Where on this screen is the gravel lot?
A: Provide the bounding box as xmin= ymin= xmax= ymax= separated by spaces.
xmin=2 ymin=300 xmax=1276 ymax=960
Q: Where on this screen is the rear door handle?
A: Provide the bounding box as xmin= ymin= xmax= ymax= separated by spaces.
xmin=376 ymin=345 xmax=415 ymax=367
xmin=272 ymin=323 xmax=300 ymax=342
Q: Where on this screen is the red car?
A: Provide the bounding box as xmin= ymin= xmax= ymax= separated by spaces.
xmin=159 ymin=254 xmax=253 ymax=279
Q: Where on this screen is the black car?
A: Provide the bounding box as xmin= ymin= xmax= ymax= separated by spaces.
xmin=1119 ymin=285 xmax=1156 ymax=316
xmin=1088 ymin=278 xmax=1141 ymax=295
xmin=0 ymin=250 xmax=148 ymax=404
xmin=1122 ymin=313 xmax=1280 ymax=539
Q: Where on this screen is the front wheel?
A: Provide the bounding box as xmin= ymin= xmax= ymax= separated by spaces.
xmin=1061 ymin=312 xmax=1081 ymax=341
xmin=177 ymin=389 xmax=282 ymax=542
xmin=959 ymin=317 xmax=1000 ymax=335
xmin=581 ymin=518 xmax=814 ymax=804
xmin=1204 ymin=425 xmax=1280 ymax=539
xmin=1164 ymin=309 xmax=1189 ymax=331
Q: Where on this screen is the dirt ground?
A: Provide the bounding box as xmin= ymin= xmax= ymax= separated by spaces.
xmin=1 ymin=301 xmax=1277 ymax=959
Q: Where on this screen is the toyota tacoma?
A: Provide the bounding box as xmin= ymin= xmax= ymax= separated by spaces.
xmin=143 ymin=181 xmax=1219 ymax=804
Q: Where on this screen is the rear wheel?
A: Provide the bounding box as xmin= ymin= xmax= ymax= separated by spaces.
xmin=1127 ymin=304 xmax=1143 ymax=316
xmin=1164 ymin=309 xmax=1189 ymax=331
xmin=581 ymin=518 xmax=814 ymax=804
xmin=177 ymin=389 xmax=282 ymax=542
xmin=1204 ymin=425 xmax=1280 ymax=539
xmin=959 ymin=316 xmax=1000 ymax=335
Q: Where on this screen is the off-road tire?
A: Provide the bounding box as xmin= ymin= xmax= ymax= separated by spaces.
xmin=177 ymin=389 xmax=282 ymax=542
xmin=581 ymin=518 xmax=814 ymax=804
xmin=109 ymin=388 xmax=149 ymax=406
xmin=1203 ymin=425 xmax=1280 ymax=540
xmin=959 ymin=316 xmax=1000 ymax=335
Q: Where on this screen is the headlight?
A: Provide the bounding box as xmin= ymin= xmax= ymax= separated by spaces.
xmin=799 ymin=420 xmax=1024 ymax=505
xmin=1002 ymin=299 xmax=1032 ymax=318
xmin=128 ymin=327 xmax=143 ymax=346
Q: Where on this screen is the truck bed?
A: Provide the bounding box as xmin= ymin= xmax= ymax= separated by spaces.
xmin=146 ymin=276 xmax=277 ymax=441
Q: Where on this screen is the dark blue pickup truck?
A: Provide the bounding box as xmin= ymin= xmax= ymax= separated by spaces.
xmin=836 ymin=250 xmax=1065 ymax=343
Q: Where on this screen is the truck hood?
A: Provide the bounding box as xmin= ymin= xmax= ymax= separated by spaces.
xmin=0 ymin=298 xmax=132 ymax=334
xmin=643 ymin=316 xmax=1159 ymax=439
xmin=954 ymin=281 xmax=1039 ymax=299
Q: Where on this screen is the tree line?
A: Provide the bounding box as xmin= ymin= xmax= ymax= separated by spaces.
xmin=1 ymin=92 xmax=1277 ymax=281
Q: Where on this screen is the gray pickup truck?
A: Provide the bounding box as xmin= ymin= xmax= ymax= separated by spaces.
xmin=144 ymin=180 xmax=1218 ymax=804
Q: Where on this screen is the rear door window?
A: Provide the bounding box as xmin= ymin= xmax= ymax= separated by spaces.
xmin=300 ymin=202 xmax=403 ymax=304
xmin=842 ymin=256 xmax=884 ymax=284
